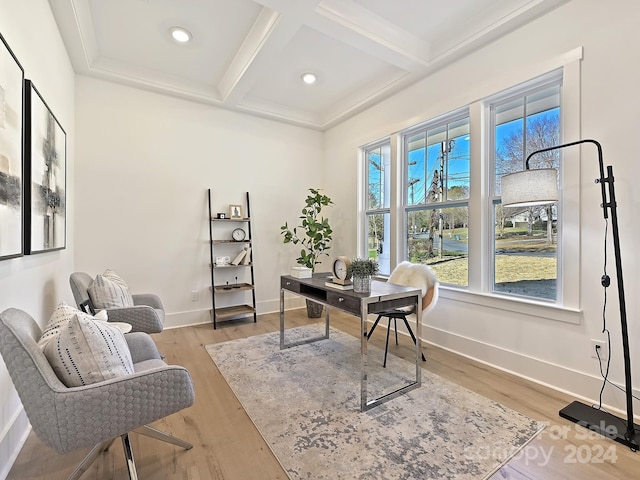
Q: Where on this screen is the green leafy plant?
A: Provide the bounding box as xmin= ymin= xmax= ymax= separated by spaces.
xmin=347 ymin=258 xmax=379 ymax=278
xmin=280 ymin=188 xmax=333 ymax=271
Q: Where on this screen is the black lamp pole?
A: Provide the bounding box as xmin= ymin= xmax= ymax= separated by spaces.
xmin=525 ymin=139 xmax=638 ymax=450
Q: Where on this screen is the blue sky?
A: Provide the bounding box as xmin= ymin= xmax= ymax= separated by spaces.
xmin=369 ymin=108 xmax=559 ymax=206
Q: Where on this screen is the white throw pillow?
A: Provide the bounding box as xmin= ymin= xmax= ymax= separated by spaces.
xmin=88 ymin=269 xmax=135 ymax=309
xmin=38 ymin=302 xmax=103 ymax=349
xmin=43 ymin=313 xmax=134 ymax=387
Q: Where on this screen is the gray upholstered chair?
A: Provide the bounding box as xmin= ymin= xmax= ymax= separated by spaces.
xmin=70 ymin=271 xmax=165 ymax=333
xmin=0 ymin=308 xmax=195 ymax=480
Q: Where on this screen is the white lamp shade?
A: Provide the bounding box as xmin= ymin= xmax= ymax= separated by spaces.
xmin=501 ymin=168 xmax=558 ymax=207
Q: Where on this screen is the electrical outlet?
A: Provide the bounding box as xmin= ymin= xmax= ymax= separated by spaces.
xmin=591 ymin=339 xmax=608 ymax=360
xmin=191 ymin=290 xmax=199 ymax=302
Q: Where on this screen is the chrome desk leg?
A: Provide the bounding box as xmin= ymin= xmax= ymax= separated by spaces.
xmin=361 ymin=293 xmax=422 ymax=411
xmin=324 ymin=304 xmax=330 ymax=337
xmin=279 ymin=288 xmax=285 ymax=349
xmin=360 ymin=304 xmax=368 ymax=411
xmin=415 ymin=296 xmax=422 ymax=386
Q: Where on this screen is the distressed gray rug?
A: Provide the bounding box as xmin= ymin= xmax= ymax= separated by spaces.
xmin=205 ymin=325 xmax=544 ymax=479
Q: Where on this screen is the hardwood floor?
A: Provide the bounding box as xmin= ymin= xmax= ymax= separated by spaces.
xmin=6 ymin=309 xmax=638 ymax=479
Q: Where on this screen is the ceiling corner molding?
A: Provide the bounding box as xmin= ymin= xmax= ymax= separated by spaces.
xmin=320 ymin=71 xmax=415 ymax=130
xmin=430 ymin=0 xmax=571 ymax=65
xmin=69 ymin=0 xmax=99 ymax=67
xmin=236 ymin=98 xmax=323 ymax=130
xmin=87 ymin=59 xmax=224 ymax=105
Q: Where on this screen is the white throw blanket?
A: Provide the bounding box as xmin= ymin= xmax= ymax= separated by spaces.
xmin=387 ymin=261 xmax=438 ymax=297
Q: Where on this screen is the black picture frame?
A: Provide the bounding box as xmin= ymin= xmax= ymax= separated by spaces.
xmin=24 ymin=80 xmax=66 ymax=254
xmin=0 ymin=32 xmax=24 ymax=260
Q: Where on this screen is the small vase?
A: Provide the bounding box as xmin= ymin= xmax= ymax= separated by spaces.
xmin=353 ymin=275 xmax=371 ymax=293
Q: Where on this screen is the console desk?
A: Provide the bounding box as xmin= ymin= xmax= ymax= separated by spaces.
xmin=280 ymin=273 xmax=422 ymax=411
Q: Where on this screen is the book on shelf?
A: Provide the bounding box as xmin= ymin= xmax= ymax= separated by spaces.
xmin=324 ymin=281 xmax=353 ymax=290
xmin=231 ymin=250 xmax=247 ymax=265
xmin=242 ymin=247 xmax=252 ymax=265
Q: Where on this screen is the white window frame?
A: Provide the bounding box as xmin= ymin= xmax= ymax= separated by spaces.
xmin=358 ymin=48 xmax=583 ymax=323
xmin=362 ymin=139 xmax=392 ymax=275
xmin=400 ymin=109 xmax=470 ymax=286
xmin=486 ymin=70 xmax=562 ymax=302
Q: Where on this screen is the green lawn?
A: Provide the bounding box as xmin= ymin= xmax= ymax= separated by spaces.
xmin=404 ymin=227 xmax=557 ymax=286
xmin=427 ymin=255 xmax=556 ymax=286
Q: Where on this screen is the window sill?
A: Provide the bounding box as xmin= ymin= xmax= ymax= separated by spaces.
xmin=438 ymin=287 xmax=582 ymax=325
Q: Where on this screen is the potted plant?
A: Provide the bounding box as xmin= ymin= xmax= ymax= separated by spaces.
xmin=347 ymin=258 xmax=379 ymax=293
xmin=280 ymin=188 xmax=333 ymax=317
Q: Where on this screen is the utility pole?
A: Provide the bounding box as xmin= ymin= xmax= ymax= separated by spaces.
xmin=408 ymin=177 xmax=419 ymax=234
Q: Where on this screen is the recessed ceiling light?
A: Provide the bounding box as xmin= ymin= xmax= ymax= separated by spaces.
xmin=170 ymin=27 xmax=192 ymax=43
xmin=301 ymin=72 xmax=317 ymax=85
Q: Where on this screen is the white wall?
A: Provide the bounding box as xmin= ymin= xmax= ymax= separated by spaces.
xmin=325 ymin=0 xmax=640 ymax=417
xmin=0 ymin=1 xmax=75 ymax=477
xmin=74 ymin=77 xmax=324 ymax=326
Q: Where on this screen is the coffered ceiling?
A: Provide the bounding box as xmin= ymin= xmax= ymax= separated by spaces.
xmin=48 ymin=0 xmax=568 ymax=130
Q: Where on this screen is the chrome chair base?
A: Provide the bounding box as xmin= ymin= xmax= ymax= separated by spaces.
xmin=67 ymin=426 xmax=193 ymax=480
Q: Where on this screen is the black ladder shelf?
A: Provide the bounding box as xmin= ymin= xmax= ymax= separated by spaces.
xmin=207 ymin=189 xmax=257 ymax=329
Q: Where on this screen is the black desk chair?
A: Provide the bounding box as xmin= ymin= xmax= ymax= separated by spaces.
xmin=366 ymin=262 xmax=439 ymax=367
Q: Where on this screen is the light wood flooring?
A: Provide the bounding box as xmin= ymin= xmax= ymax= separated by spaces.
xmin=6 ymin=308 xmax=639 ymax=479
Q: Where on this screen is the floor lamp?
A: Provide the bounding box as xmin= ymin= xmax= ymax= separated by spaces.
xmin=501 ymin=139 xmax=638 ymax=450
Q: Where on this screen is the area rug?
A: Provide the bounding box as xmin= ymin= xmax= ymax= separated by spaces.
xmin=205 ymin=325 xmax=544 ymax=480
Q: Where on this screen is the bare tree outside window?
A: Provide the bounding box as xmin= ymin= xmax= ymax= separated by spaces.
xmin=493 ymin=86 xmax=561 ymax=300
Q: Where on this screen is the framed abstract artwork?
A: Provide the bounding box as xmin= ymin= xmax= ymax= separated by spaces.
xmin=0 ymin=32 xmax=24 ymax=260
xmin=24 ymin=80 xmax=66 ymax=254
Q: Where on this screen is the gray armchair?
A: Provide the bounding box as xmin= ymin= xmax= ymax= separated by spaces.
xmin=0 ymin=308 xmax=195 ymax=480
xmin=70 ymin=271 xmax=164 ymax=333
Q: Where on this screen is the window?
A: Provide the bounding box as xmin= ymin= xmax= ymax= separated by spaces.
xmin=489 ymin=75 xmax=562 ymax=301
xmin=358 ymin=57 xmax=578 ymax=315
xmin=403 ymin=112 xmax=470 ymax=287
xmin=364 ymin=141 xmax=391 ymax=275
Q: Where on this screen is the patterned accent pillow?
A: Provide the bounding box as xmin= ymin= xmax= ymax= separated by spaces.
xmin=88 ymin=269 xmax=135 ymax=309
xmin=43 ymin=313 xmax=134 ymax=387
xmin=38 ymin=302 xmax=106 ymax=349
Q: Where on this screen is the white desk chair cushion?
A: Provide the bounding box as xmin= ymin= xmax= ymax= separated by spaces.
xmin=387 ymin=261 xmax=439 ymax=314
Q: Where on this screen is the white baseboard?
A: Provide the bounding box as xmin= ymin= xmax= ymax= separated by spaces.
xmin=164 ymin=298 xmax=306 ymax=329
xmin=0 ymin=408 xmax=30 ymax=480
xmin=422 ymin=324 xmax=640 ymax=423
xmin=164 ymin=309 xmax=211 ymax=329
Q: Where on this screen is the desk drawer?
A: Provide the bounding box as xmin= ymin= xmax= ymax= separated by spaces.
xmin=327 ymin=291 xmax=360 ymax=316
xmin=281 ymin=277 xmax=300 ymax=293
